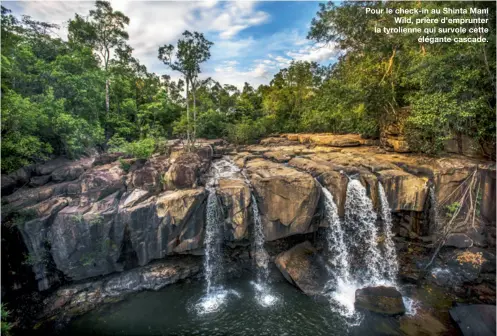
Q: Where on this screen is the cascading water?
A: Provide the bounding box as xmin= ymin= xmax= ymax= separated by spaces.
xmin=429 ymin=186 xmax=440 ymax=235
xmin=196 ymin=158 xmax=242 ymax=314
xmin=321 ymin=178 xmax=404 ymax=321
xmin=343 ymin=179 xmax=383 ymax=283
xmin=251 ymin=193 xmax=278 ymax=307
xmin=203 ymin=188 xmax=224 ymax=294
xmin=252 ymin=194 xmax=269 ymax=283
xmin=378 ymin=183 xmax=398 ymax=283
xmin=320 ymin=183 xmax=357 ymax=318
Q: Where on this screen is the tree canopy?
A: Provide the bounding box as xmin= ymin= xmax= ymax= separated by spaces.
xmin=1 ymin=1 xmax=495 ymax=173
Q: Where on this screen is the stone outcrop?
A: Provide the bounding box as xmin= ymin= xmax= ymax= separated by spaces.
xmin=40 ymin=256 xmax=202 ymax=322
xmin=218 ymin=179 xmax=251 ymax=241
xmin=450 ymin=304 xmax=496 ymax=336
xmin=164 ymin=152 xmax=210 ymax=189
xmin=355 ymin=286 xmax=406 ymax=315
xmin=399 ymin=310 xmax=448 ymax=336
xmin=243 ymin=158 xmax=320 ymax=241
xmin=2 ymin=148 xmax=214 ymax=291
xmin=274 ymin=241 xmax=328 ymax=295
xmin=2 ymin=134 xmax=495 ymax=298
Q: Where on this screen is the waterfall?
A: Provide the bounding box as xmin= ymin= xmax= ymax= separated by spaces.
xmin=251 ymin=194 xmax=269 ymax=283
xmin=378 ymin=183 xmax=398 ymax=283
xmin=321 ymin=178 xmax=401 ymax=320
xmin=203 ymin=188 xmax=224 ymax=294
xmin=196 ymin=158 xmax=242 ymax=314
xmin=343 ymin=179 xmax=383 ymax=283
xmin=429 ymin=186 xmax=440 ymax=235
xmin=320 ymin=184 xmax=357 ymax=318
xmin=250 ymin=194 xmax=278 ymax=307
xmin=321 ymin=185 xmax=351 ymax=286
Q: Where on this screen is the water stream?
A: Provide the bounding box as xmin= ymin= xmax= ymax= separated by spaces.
xmin=196 ymin=159 xmax=240 ymax=314
xmin=378 ymin=183 xmax=398 ymax=283
xmin=251 ymin=193 xmax=278 ymax=307
xmin=321 ymin=179 xmax=403 ymax=320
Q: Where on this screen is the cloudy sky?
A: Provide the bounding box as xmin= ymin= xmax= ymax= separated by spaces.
xmin=7 ymin=1 xmax=338 ymax=88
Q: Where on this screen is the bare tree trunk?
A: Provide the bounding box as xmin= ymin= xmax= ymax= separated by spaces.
xmin=105 ymin=79 xmax=110 ymax=114
xmin=186 ymin=78 xmax=191 ymax=150
xmin=192 ymin=80 xmax=197 ymax=147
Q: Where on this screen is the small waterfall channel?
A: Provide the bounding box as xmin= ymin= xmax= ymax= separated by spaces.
xmin=319 ymin=178 xmax=402 ymax=320
xmin=197 ymin=157 xmax=276 ymax=313
xmin=196 ymin=158 xmax=242 ymax=314
xmin=251 ymin=193 xmax=278 ymax=307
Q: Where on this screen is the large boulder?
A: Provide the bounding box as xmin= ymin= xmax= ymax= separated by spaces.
xmin=127 ymin=155 xmax=170 ymax=192
xmin=164 ymin=152 xmax=208 ymax=189
xmin=399 ymin=311 xmax=448 ymax=336
xmin=287 ymin=157 xmax=348 ymax=217
xmin=40 ymin=256 xmax=202 ymax=322
xmin=245 ymin=158 xmax=320 ymax=241
xmin=355 ymin=286 xmax=406 ymax=315
xmin=116 ymin=188 xmax=207 ymax=266
xmin=36 ymin=158 xmax=73 ymax=176
xmin=3 ymin=182 xmax=80 ymax=212
xmin=79 ymin=163 xmax=125 ymax=204
xmin=218 ymin=179 xmax=251 ymax=241
xmin=48 ymin=192 xmax=123 ymax=281
xmin=450 ymin=304 xmax=496 ymax=336
xmin=17 ymin=197 xmax=71 ymax=290
xmin=274 ymin=241 xmax=328 ymax=295
xmin=51 ymin=163 xmax=85 ymax=183
xmin=309 ymin=134 xmax=361 ymax=147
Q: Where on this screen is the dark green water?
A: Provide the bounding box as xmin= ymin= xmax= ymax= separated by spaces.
xmin=63 ymin=273 xmax=404 ymax=336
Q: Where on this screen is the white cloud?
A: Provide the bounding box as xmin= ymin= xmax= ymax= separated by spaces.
xmin=13 ymin=1 xmax=270 ymax=73
xmin=286 ymin=42 xmax=338 ymax=63
xmin=10 ymin=2 xmax=337 ymax=89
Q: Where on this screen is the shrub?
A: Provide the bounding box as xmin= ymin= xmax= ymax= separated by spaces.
xmin=118 ymin=158 xmax=131 ymax=173
xmin=1 ymin=305 xmax=11 ymax=336
xmin=109 ymin=137 xmax=156 ymax=159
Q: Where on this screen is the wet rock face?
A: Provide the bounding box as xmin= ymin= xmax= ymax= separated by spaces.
xmin=40 ymin=256 xmax=202 ymax=323
xmin=274 ymin=241 xmax=328 ymax=295
xmin=355 ymin=286 xmax=406 ymax=316
xmin=218 ymin=179 xmax=251 ymax=241
xmin=450 ymin=304 xmax=496 ymax=336
xmin=245 ymin=158 xmax=320 ymax=241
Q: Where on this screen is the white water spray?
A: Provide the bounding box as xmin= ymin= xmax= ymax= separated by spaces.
xmin=251 ymin=194 xmax=278 ymax=307
xmin=321 ymin=179 xmax=404 ymax=320
xmin=378 ymin=183 xmax=398 ymax=283
xmin=203 ymin=189 xmax=224 ymax=294
xmin=196 ymin=158 xmax=243 ymax=314
xmin=344 ymin=179 xmax=383 ymax=284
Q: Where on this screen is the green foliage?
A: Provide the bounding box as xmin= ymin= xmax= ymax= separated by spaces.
xmin=227 ymin=116 xmax=275 ymax=145
xmin=1 ymin=304 xmax=11 ymax=336
xmin=23 ymin=252 xmax=50 ymax=267
xmin=196 ymin=109 xmax=227 ymax=139
xmin=446 ymin=202 xmax=461 ymax=218
xmin=71 ymin=213 xmax=85 ymax=224
xmin=118 ymin=157 xmax=131 ymax=173
xmin=88 ymin=215 xmax=104 ymax=226
xmin=7 ymin=209 xmax=38 ymax=228
xmin=306 ymin=1 xmax=495 ymax=154
xmin=1 ymin=1 xmax=495 ymax=171
xmin=110 ymin=137 xmax=156 ymax=159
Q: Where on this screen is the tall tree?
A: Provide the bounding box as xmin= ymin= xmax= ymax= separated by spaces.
xmin=158 ymin=31 xmax=213 ymax=146
xmin=69 ymin=1 xmax=130 ymax=119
